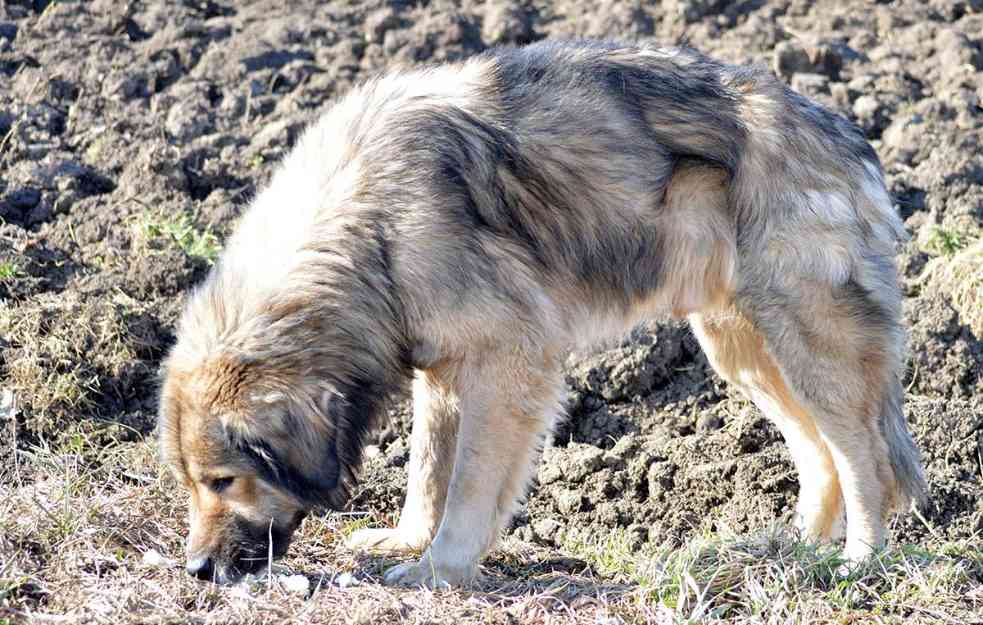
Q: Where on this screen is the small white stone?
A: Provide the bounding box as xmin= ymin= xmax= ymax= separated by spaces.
xmin=279 ymin=574 xmax=311 ymax=595
xmin=141 ymin=549 xmax=172 ymax=567
xmin=230 ymin=582 xmax=254 ymax=601
xmin=335 ymin=572 xmax=359 ymax=588
xmin=0 ymin=389 xmax=16 ymax=419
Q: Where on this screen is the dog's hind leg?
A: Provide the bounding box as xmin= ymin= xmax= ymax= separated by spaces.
xmin=348 ymin=370 xmax=459 ymax=555
xmin=728 ymin=265 xmax=925 ymax=561
xmin=691 ymin=310 xmax=846 ymax=541
xmin=382 ymin=346 xmax=563 ymax=587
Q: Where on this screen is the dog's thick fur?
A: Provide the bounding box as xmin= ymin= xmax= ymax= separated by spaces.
xmin=158 ymin=40 xmax=927 ymax=586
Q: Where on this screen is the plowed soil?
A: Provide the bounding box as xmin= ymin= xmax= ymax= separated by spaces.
xmin=1 ymin=0 xmax=981 ymax=620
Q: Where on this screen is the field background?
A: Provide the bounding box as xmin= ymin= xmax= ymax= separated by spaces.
xmin=1 ymin=0 xmax=981 ymax=623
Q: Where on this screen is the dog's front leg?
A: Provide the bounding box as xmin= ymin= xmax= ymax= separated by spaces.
xmin=348 ymin=370 xmax=459 ymax=554
xmin=383 ymin=348 xmax=561 ymax=588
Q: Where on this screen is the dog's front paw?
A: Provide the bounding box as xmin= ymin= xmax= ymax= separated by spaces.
xmin=382 ymin=555 xmax=477 ymax=589
xmin=346 ymin=528 xmax=426 ymax=555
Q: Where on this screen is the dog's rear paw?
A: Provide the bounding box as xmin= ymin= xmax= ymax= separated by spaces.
xmin=793 ymin=508 xmax=846 ymax=543
xmin=382 ymin=556 xmax=477 ymax=589
xmin=346 ymin=528 xmax=426 ymax=555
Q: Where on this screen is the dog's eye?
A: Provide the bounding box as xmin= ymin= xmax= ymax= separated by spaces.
xmin=210 ymin=477 xmax=234 ymax=493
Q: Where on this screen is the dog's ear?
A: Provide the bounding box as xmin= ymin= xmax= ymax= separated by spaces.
xmin=319 ymin=387 xmax=379 ymax=481
xmin=231 ymin=386 xmax=380 ymax=510
xmin=196 ymin=355 xmax=342 ymax=507
xmin=156 ymin=368 xmax=194 ymax=485
xmin=224 ymin=396 xmax=343 ymax=508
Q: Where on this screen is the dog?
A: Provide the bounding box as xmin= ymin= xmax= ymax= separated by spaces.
xmin=157 ymin=40 xmax=927 ymax=587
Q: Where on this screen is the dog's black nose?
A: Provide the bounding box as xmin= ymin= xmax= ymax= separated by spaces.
xmin=186 ymin=556 xmax=215 ymax=581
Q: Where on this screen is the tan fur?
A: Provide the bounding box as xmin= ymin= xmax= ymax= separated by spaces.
xmin=383 ymin=346 xmax=565 ymax=586
xmin=656 ymin=161 xmax=736 ymax=317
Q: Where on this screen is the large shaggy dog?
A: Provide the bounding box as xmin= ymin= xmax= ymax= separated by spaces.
xmin=158 ymin=40 xmax=926 ymax=587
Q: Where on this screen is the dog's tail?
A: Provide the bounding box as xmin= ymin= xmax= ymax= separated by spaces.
xmin=881 ymin=375 xmax=930 ymax=512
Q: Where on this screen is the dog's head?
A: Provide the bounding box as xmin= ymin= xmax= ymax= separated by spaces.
xmin=158 ymin=351 xmax=377 ymax=584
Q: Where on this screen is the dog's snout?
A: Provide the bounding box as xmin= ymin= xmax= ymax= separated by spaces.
xmin=186 ymin=555 xmax=215 ymax=581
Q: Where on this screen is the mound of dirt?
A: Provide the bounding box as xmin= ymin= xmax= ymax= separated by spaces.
xmin=1 ymin=0 xmax=981 ymax=557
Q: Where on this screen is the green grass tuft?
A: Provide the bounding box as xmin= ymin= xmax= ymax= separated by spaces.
xmin=138 ymin=212 xmax=222 ymax=264
xmin=922 ymin=226 xmax=967 ymax=257
xmin=0 ymin=261 xmax=21 ymax=281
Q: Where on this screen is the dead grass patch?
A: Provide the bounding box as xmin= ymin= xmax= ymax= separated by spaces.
xmin=923 ymin=238 xmax=982 ymax=337
xmin=0 ymin=291 xmax=162 ymax=449
xmin=1 ymin=438 xmax=980 ymax=625
xmin=914 ymin=235 xmax=983 ymax=338
xmin=561 ymin=523 xmax=983 ymax=623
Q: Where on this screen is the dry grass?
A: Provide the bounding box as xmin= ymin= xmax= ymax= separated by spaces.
xmin=1 ymin=424 xmax=980 ymax=625
xmin=919 ymin=238 xmax=983 ymax=337
xmin=561 ymin=523 xmax=983 ymax=623
xmin=0 ymin=292 xmax=159 ymax=447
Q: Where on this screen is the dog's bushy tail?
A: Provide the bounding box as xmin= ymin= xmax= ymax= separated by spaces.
xmin=882 ymin=376 xmax=930 ymax=512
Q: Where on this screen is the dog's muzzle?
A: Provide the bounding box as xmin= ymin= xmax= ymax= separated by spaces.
xmin=186 ymin=555 xmax=216 ymax=581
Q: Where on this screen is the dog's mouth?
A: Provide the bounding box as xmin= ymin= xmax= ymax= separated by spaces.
xmin=217 ymin=554 xmax=271 ymax=584
xmin=193 ymin=541 xmax=293 ymax=585
xmin=189 ymin=512 xmax=308 ymax=584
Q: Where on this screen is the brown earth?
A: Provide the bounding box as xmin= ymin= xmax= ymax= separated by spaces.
xmin=1 ymin=0 xmax=982 ymax=620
